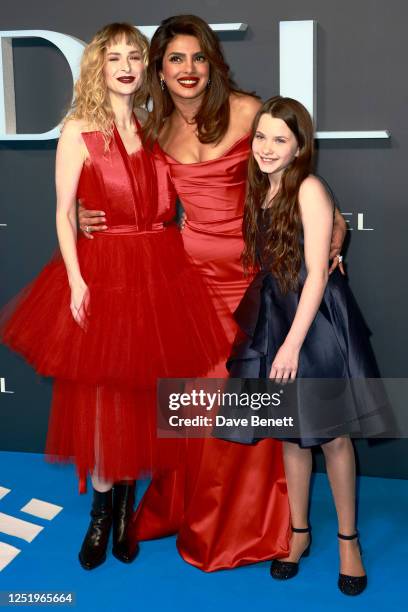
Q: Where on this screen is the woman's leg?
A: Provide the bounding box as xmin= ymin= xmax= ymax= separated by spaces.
xmin=91 ymin=474 xmax=113 ymax=492
xmin=279 ymin=442 xmax=312 ymax=561
xmin=321 ymin=437 xmax=365 ymax=576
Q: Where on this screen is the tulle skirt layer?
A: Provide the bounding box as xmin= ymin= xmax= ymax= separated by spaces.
xmin=46 ymin=380 xmax=181 ymax=486
xmin=1 ymin=225 xmax=228 ymax=483
xmin=1 ymin=226 xmax=228 ymax=388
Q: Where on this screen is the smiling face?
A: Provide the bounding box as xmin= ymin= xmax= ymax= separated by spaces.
xmin=252 ymin=113 xmax=300 ymax=179
xmin=103 ymin=38 xmax=145 ymax=97
xmin=160 ymin=34 xmax=210 ymax=101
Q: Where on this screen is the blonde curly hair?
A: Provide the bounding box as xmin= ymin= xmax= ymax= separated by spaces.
xmin=64 ymin=23 xmax=149 ymax=144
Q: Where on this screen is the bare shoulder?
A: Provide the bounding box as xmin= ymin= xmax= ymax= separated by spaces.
xmin=299 ymin=175 xmax=331 ymax=199
xmin=59 ymin=118 xmax=89 ymax=143
xmin=299 ymin=175 xmax=333 ymax=211
xmin=57 ymin=118 xmax=90 ymax=166
xmin=231 ymin=92 xmax=262 ymax=114
xmin=60 ymin=117 xmax=84 ymax=134
xmin=230 ymin=93 xmax=261 ymax=129
xmin=135 ymin=106 xmax=149 ymax=126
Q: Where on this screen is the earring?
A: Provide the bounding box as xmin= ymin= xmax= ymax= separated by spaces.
xmin=160 ymin=77 xmax=166 ymax=91
xmin=207 ymin=78 xmax=211 ymax=88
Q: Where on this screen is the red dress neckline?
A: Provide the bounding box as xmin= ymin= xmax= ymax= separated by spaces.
xmin=112 ymin=112 xmax=144 ymax=158
xmin=158 ymin=132 xmax=251 ymax=166
xmin=81 ymin=112 xmax=144 ymax=159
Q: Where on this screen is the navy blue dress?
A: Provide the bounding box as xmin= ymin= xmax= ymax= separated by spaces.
xmin=227 ymin=215 xmax=389 ymax=447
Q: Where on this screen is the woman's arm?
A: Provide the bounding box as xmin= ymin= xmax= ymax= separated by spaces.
xmin=270 ymin=175 xmax=334 ymax=381
xmin=55 ymin=120 xmax=89 ymax=327
xmin=329 ymin=207 xmax=347 ymax=274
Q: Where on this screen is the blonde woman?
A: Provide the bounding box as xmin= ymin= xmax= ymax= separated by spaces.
xmin=1 ymin=23 xmax=227 ymax=570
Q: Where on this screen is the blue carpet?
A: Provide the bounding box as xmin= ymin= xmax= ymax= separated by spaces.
xmin=0 ymin=451 xmax=406 ymax=610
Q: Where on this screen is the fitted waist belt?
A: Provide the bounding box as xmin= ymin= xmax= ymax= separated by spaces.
xmin=96 ymin=223 xmax=168 ymax=236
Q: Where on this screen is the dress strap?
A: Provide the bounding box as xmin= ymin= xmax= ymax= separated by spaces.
xmin=112 ymin=124 xmax=141 ymax=228
xmin=112 ymin=117 xmax=158 ymax=229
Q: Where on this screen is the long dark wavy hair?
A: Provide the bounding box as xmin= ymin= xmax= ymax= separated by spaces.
xmin=144 ymin=14 xmax=250 ymax=145
xmin=242 ymin=96 xmax=314 ymax=293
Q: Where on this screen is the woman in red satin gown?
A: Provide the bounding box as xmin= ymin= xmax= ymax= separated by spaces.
xmin=80 ymin=15 xmax=346 ymax=572
xmin=1 ymin=23 xmax=228 ymax=571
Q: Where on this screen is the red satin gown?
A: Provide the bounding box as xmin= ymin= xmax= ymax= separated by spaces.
xmin=131 ymin=134 xmax=290 ymax=571
xmin=1 ymin=119 xmax=228 ymax=488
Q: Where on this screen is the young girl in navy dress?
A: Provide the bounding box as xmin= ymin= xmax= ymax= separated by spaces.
xmin=228 ymin=97 xmax=387 ymax=595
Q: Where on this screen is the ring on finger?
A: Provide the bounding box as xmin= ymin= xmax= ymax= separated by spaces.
xmin=337 ymin=254 xmax=343 ymax=263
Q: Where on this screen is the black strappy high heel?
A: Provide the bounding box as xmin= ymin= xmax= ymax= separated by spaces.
xmin=337 ymin=532 xmax=367 ymax=596
xmin=270 ymin=526 xmax=312 ymax=580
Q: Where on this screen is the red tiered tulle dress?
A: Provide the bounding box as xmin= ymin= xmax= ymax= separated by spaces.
xmin=0 ymin=118 xmax=229 ymax=488
xmin=130 ymin=135 xmax=290 ymax=571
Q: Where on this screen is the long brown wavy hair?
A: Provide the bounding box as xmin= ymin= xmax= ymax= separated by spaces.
xmin=242 ymin=96 xmax=314 ymax=293
xmin=64 ymin=23 xmax=149 ymax=146
xmin=144 ymin=14 xmax=250 ymax=145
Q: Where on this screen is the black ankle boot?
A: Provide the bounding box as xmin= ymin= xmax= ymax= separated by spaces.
xmin=79 ymin=489 xmax=113 ymax=570
xmin=112 ymin=483 xmax=139 ymax=563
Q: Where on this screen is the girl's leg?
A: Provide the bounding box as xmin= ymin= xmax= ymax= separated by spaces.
xmin=321 ymin=437 xmax=365 ymax=576
xmin=279 ymin=441 xmax=312 ymax=561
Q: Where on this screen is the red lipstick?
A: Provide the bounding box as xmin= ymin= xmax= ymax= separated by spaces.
xmin=177 ymin=77 xmax=200 ymax=88
xmin=117 ymin=76 xmax=135 ymax=84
